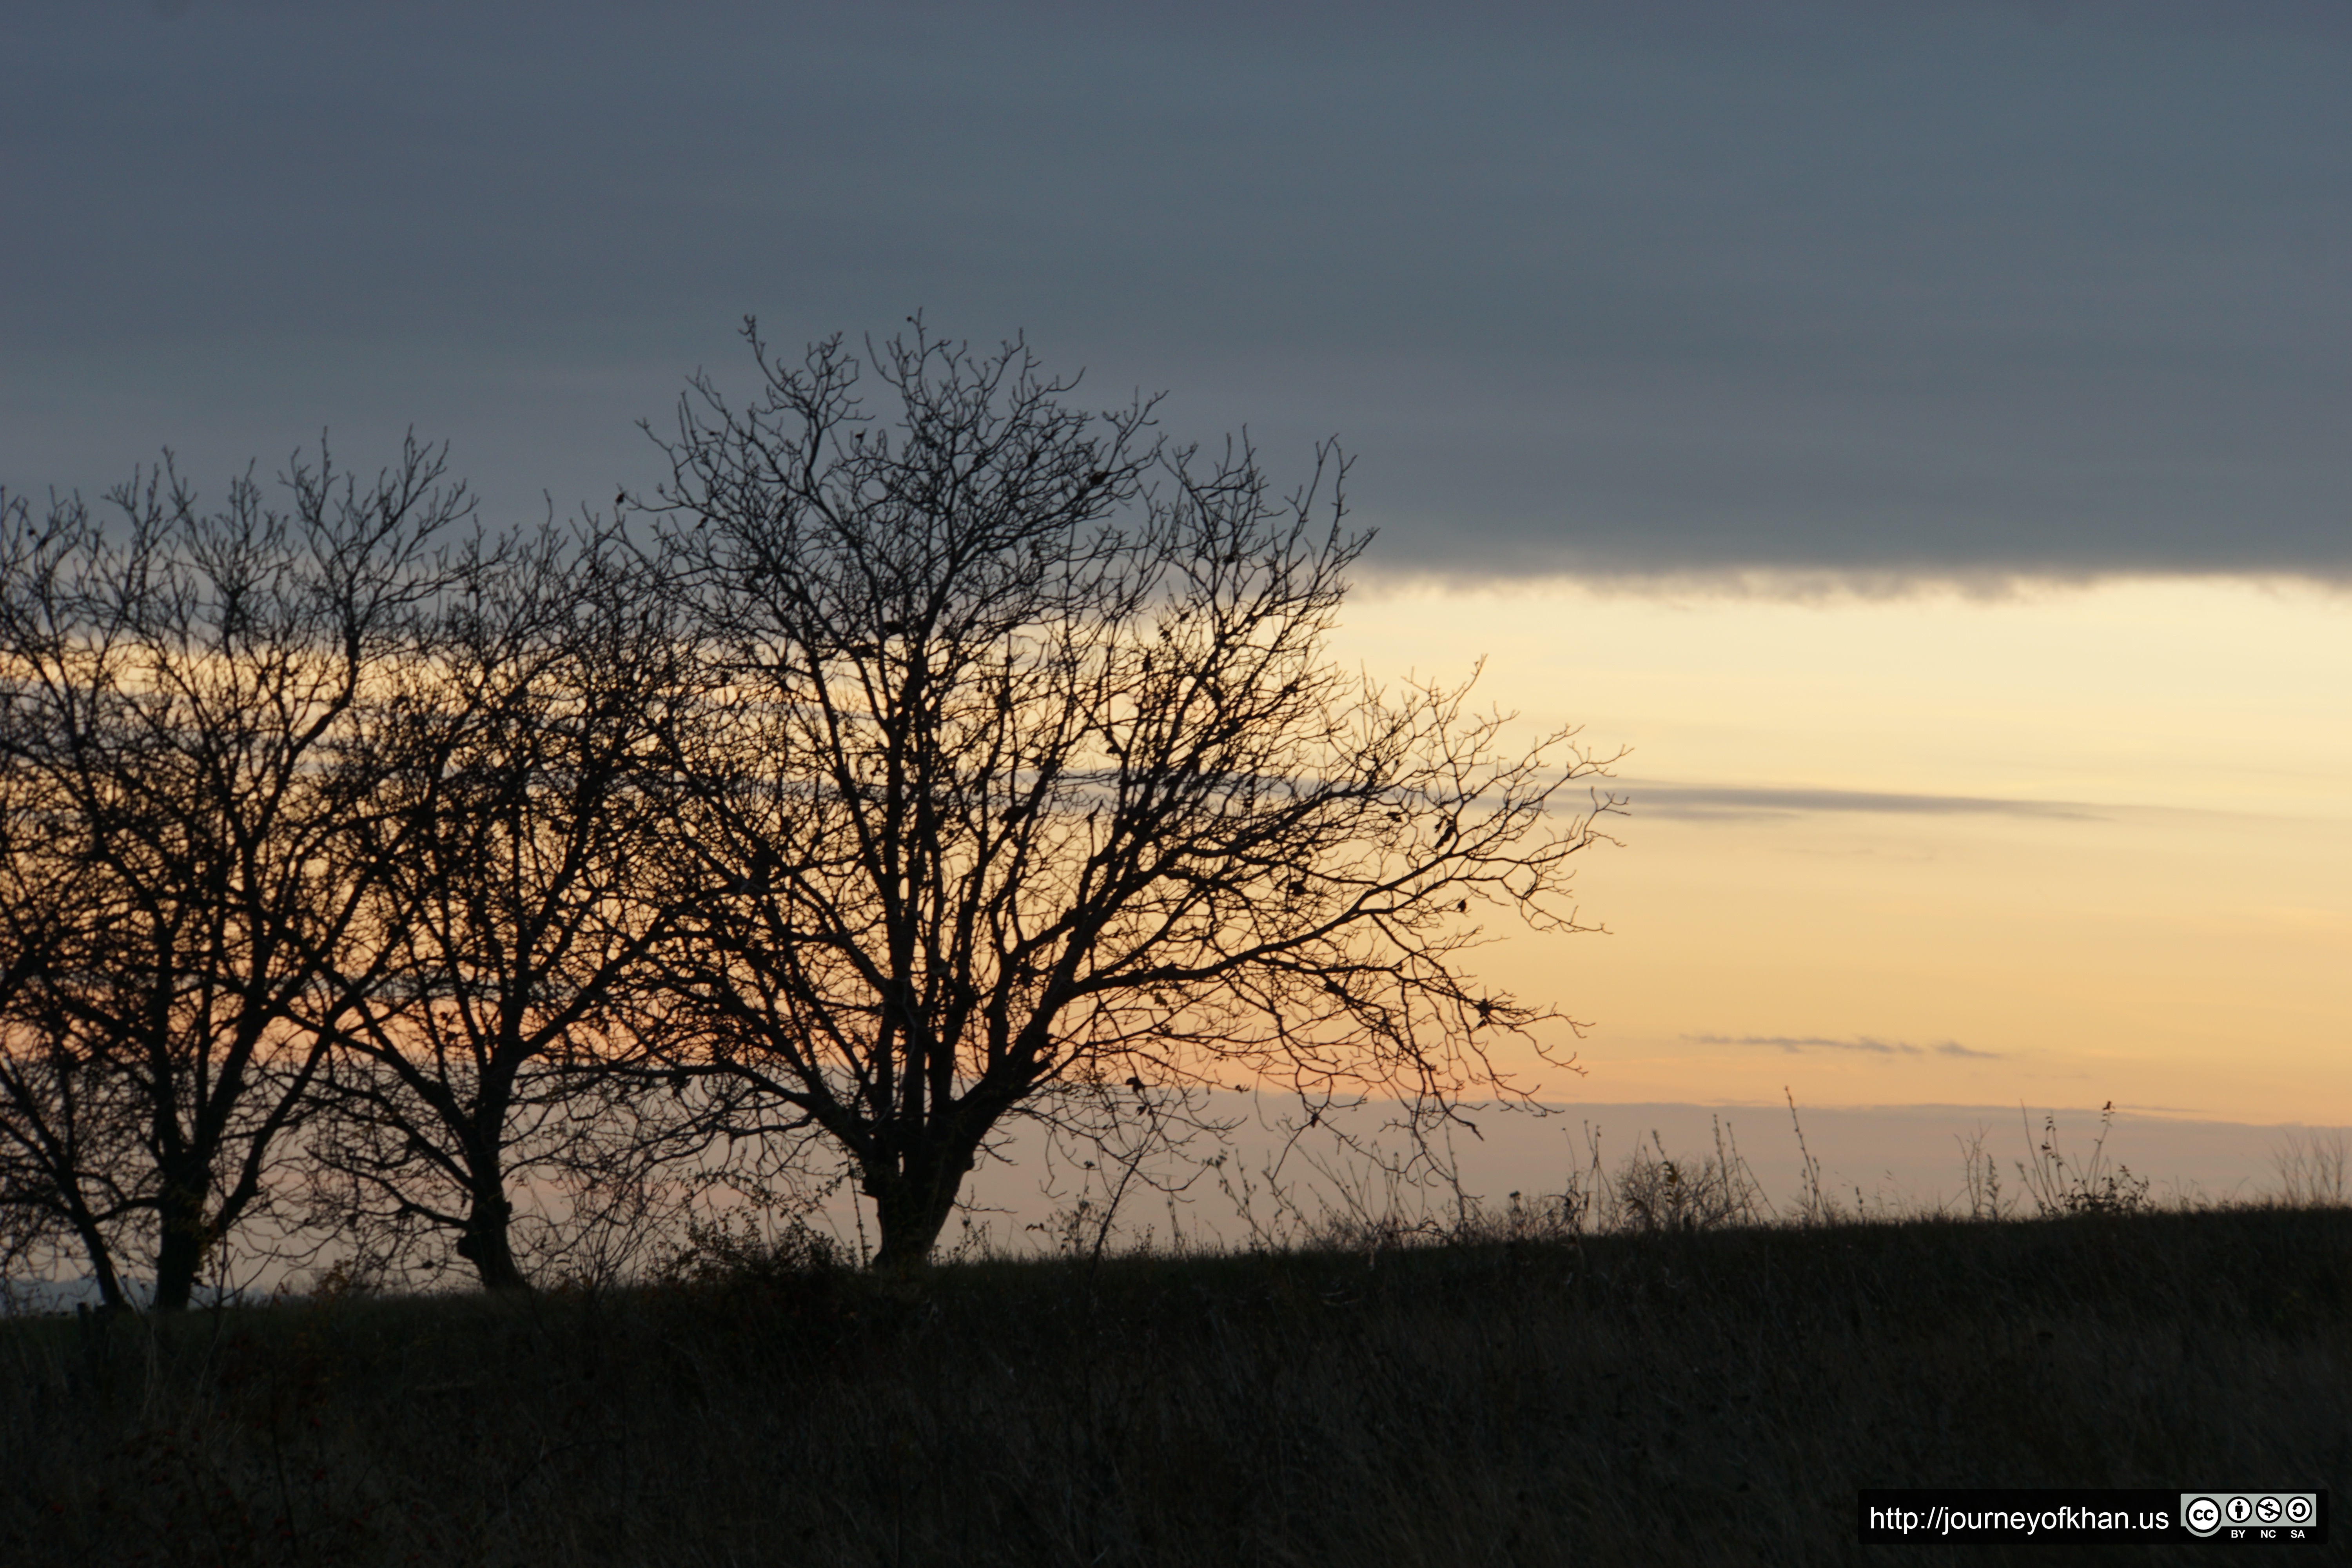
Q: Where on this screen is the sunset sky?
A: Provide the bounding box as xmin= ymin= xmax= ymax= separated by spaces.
xmin=7 ymin=2 xmax=2347 ymax=1148
xmin=1328 ymin=576 xmax=2352 ymax=1129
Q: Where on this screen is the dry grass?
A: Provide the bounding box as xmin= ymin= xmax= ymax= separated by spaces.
xmin=2272 ymin=1131 xmax=2350 ymax=1210
xmin=2 ymin=1198 xmax=2345 ymax=1567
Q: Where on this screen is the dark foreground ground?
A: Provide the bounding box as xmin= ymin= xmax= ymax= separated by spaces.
xmin=2 ymin=1208 xmax=2344 ymax=1566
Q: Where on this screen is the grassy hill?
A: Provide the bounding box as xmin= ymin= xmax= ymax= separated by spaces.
xmin=3 ymin=1203 xmax=2344 ymax=1566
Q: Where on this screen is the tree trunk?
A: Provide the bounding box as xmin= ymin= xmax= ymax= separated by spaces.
xmin=864 ymin=1146 xmax=971 ymax=1272
xmin=69 ymin=1214 xmax=129 ymax=1314
xmin=149 ymin=1180 xmax=209 ymax=1313
xmin=455 ymin=1190 xmax=526 ymax=1291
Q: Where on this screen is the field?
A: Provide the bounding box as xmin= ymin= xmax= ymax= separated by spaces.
xmin=2 ymin=1198 xmax=2345 ymax=1567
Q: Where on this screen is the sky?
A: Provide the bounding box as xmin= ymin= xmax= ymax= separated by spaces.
xmin=5 ymin=2 xmax=2348 ymax=1149
xmin=1326 ymin=576 xmax=2352 ymax=1129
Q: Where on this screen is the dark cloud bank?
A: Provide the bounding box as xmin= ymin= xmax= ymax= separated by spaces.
xmin=5 ymin=2 xmax=2348 ymax=586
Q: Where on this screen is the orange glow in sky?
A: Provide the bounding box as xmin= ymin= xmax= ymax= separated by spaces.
xmin=1326 ymin=576 xmax=2352 ymax=1126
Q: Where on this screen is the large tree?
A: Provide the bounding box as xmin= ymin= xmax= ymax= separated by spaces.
xmin=646 ymin=322 xmax=1619 ymax=1269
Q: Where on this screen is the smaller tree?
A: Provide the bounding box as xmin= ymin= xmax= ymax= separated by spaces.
xmin=0 ymin=684 xmax=139 ymax=1306
xmin=305 ymin=523 xmax=698 ymax=1291
xmin=647 ymin=321 xmax=1621 ymax=1269
xmin=0 ymin=444 xmax=463 ymax=1309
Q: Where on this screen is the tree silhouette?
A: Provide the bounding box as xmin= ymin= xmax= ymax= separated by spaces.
xmin=304 ymin=522 xmax=696 ymax=1291
xmin=645 ymin=321 xmax=1620 ymax=1269
xmin=0 ymin=701 xmax=137 ymax=1305
xmin=0 ymin=445 xmax=462 ymax=1309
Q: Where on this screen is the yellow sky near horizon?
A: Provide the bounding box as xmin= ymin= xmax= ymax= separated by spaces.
xmin=1324 ymin=576 xmax=2352 ymax=1127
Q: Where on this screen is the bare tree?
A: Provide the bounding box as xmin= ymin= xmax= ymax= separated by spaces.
xmin=0 ymin=445 xmax=463 ymax=1310
xmin=645 ymin=321 xmax=1620 ymax=1269
xmin=305 ymin=522 xmax=699 ymax=1292
xmin=0 ymin=634 xmax=140 ymax=1306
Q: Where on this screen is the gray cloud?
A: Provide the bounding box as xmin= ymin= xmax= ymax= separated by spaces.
xmin=1625 ymin=784 xmax=2106 ymax=822
xmin=5 ymin=3 xmax=2348 ymax=584
xmin=1691 ymin=1034 xmax=2004 ymax=1060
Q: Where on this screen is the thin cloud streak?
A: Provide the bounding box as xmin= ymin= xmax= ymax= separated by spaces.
xmin=1626 ymin=784 xmax=2107 ymax=823
xmin=1690 ymin=1034 xmax=2004 ymax=1060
